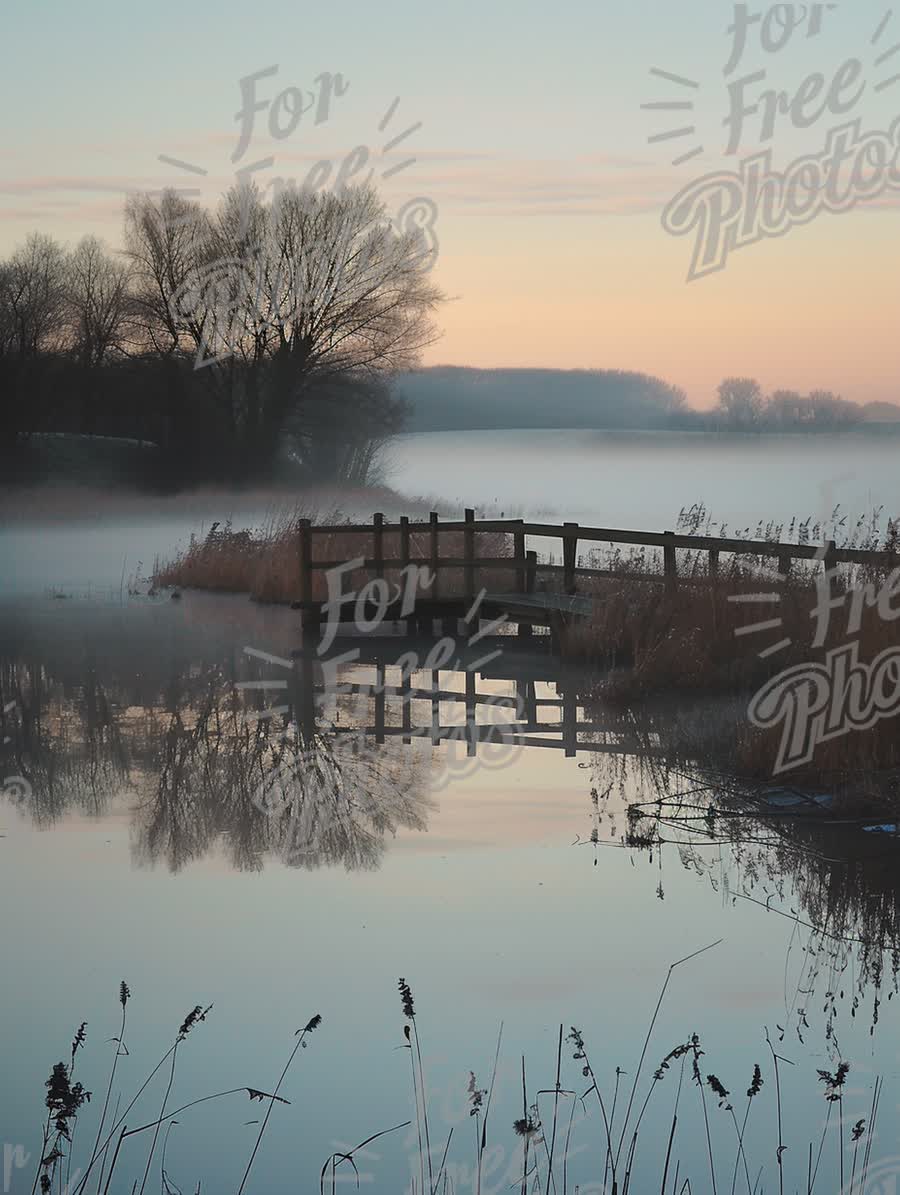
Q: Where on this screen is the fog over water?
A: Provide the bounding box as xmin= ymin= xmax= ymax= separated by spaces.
xmin=388 ymin=429 xmax=900 ymax=531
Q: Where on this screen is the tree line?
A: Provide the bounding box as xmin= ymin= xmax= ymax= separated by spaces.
xmin=397 ymin=366 xmax=689 ymax=431
xmin=0 ymin=181 xmax=442 ymax=482
xmin=675 ymin=377 xmax=883 ymax=433
xmin=397 ymin=370 xmax=889 ymax=434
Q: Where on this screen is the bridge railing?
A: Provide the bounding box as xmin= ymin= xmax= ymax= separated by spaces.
xmin=296 ymin=509 xmax=900 ymax=606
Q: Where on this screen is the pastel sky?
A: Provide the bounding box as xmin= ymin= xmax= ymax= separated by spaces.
xmin=3 ymin=0 xmax=898 ymax=406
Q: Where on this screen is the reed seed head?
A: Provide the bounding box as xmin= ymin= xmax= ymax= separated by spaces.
xmin=398 ymin=978 xmax=415 ymax=1019
xmin=70 ymin=1022 xmax=87 ymax=1062
xmin=178 ymin=1003 xmax=212 ymax=1040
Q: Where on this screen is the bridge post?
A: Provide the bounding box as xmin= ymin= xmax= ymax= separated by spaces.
xmin=297 ymin=518 xmax=315 ymax=632
xmin=430 ymin=512 xmax=440 ymax=601
xmin=514 ymin=520 xmax=526 ymax=592
xmin=663 ymin=531 xmax=676 ymax=594
xmin=563 ymin=523 xmax=578 ymax=595
xmin=400 ymin=516 xmax=410 ymax=570
xmin=431 ymin=668 xmax=440 ymax=745
xmin=525 ymin=550 xmax=537 ymax=594
xmin=518 ymin=549 xmax=538 ymax=637
xmin=291 ymin=652 xmax=318 ymax=740
xmin=464 ymin=508 xmax=476 ymax=606
xmin=373 ymin=512 xmax=384 ymax=583
xmin=823 ymin=539 xmax=837 ymax=600
xmin=375 ymin=661 xmax=386 ymax=744
xmin=708 ymin=549 xmax=719 ymax=580
xmin=465 ymin=667 xmax=477 ymax=757
xmin=562 ymin=685 xmax=577 ymax=757
xmin=778 ymin=548 xmax=793 ymax=579
xmin=400 ymin=515 xmax=411 ymax=628
xmin=401 ymin=664 xmax=411 ymax=744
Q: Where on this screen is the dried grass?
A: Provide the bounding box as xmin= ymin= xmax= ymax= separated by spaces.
xmin=154 ymin=512 xmax=516 ymax=604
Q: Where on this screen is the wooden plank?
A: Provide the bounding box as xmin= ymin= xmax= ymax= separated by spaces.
xmin=307 ymin=555 xmax=515 ymax=571
xmin=307 ymin=680 xmax=521 ymax=705
xmin=485 ymin=592 xmax=594 ymax=616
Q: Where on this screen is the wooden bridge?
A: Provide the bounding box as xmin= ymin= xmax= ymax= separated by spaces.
xmin=292 ymin=509 xmax=900 ymax=635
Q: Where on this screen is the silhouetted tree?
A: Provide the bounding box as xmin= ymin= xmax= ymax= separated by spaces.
xmin=0 ymin=232 xmax=68 ymax=454
xmin=122 ymin=180 xmax=442 ymax=473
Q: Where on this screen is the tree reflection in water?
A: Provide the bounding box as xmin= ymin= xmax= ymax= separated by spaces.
xmin=135 ymin=681 xmax=434 ymax=872
xmin=0 ymin=645 xmax=434 ymax=873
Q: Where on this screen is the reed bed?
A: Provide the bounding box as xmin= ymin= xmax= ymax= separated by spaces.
xmin=154 ymin=512 xmax=516 ymax=605
xmin=562 ymin=503 xmax=900 ymax=692
xmin=24 ymin=968 xmax=886 ymax=1195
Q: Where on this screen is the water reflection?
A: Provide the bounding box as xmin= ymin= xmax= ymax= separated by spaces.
xmin=6 ymin=595 xmax=900 ymax=1045
xmin=583 ymin=700 xmax=900 ymax=1044
xmin=0 ymin=603 xmax=434 ymax=872
xmin=133 ymin=690 xmax=434 ymax=872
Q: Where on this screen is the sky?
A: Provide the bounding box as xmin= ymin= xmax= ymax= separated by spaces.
xmin=2 ymin=0 xmax=898 ymax=406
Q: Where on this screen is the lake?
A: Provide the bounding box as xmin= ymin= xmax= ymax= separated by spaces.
xmin=2 ymin=432 xmax=900 ymax=1194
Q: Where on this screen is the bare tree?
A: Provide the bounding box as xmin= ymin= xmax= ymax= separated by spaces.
xmin=123 ymin=188 xmax=209 ymax=358
xmin=247 ymin=180 xmax=442 ymax=460
xmin=0 ymin=232 xmax=68 ymax=451
xmin=122 ymin=189 xmax=212 ymax=450
xmin=66 ymin=236 xmax=132 ymax=431
xmin=123 ymin=179 xmax=443 ymax=469
xmin=3 ymin=232 xmax=68 ymax=357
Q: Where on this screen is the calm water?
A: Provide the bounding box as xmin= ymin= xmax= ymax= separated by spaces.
xmin=3 ymin=436 xmax=900 ymax=1193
